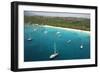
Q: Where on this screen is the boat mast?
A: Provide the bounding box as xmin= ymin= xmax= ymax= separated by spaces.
xmin=54 ymin=42 xmax=56 ymax=54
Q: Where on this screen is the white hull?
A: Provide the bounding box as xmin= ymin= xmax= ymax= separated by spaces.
xmin=27 ymin=38 xmax=32 ymax=41
xmin=49 ymin=53 xmax=58 ymax=59
xmin=80 ymin=45 xmax=83 ymax=48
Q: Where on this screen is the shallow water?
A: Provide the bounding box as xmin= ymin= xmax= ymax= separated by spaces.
xmin=24 ymin=24 xmax=90 ymax=62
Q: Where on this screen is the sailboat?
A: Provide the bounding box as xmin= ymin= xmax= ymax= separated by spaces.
xmin=79 ymin=31 xmax=83 ymax=49
xmin=27 ymin=37 xmax=32 ymax=41
xmin=80 ymin=44 xmax=83 ymax=48
xmin=67 ymin=40 xmax=71 ymax=43
xmin=49 ymin=42 xmax=59 ymax=59
xmin=44 ymin=30 xmax=48 ymax=34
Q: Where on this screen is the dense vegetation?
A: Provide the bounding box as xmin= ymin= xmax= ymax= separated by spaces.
xmin=24 ymin=16 xmax=90 ymax=31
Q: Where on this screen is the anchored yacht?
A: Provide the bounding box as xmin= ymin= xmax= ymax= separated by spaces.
xmin=27 ymin=38 xmax=32 ymax=41
xmin=80 ymin=44 xmax=83 ymax=48
xmin=67 ymin=40 xmax=71 ymax=43
xmin=50 ymin=42 xmax=59 ymax=59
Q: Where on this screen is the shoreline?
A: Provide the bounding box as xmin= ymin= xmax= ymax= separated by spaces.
xmin=44 ymin=25 xmax=90 ymax=34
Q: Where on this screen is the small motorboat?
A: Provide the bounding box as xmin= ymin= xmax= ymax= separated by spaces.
xmin=27 ymin=38 xmax=32 ymax=41
xmin=80 ymin=45 xmax=83 ymax=48
xmin=49 ymin=42 xmax=59 ymax=59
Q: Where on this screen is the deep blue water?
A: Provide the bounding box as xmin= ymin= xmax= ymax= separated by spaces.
xmin=24 ymin=24 xmax=90 ymax=62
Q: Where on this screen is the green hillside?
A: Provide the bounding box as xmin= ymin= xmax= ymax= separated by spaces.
xmin=24 ymin=16 xmax=90 ymax=31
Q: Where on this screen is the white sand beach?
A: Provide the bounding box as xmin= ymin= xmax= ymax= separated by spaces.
xmin=44 ymin=25 xmax=90 ymax=34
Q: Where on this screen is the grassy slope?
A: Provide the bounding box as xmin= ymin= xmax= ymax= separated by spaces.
xmin=24 ymin=16 xmax=90 ymax=31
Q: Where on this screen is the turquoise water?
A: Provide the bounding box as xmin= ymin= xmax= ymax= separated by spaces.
xmin=24 ymin=24 xmax=90 ymax=62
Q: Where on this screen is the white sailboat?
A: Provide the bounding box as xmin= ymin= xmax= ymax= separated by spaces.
xmin=56 ymin=31 xmax=61 ymax=35
xmin=27 ymin=37 xmax=32 ymax=41
xmin=44 ymin=30 xmax=48 ymax=34
xmin=80 ymin=44 xmax=83 ymax=48
xmin=67 ymin=40 xmax=71 ymax=43
xmin=79 ymin=30 xmax=84 ymax=49
xmin=50 ymin=42 xmax=59 ymax=59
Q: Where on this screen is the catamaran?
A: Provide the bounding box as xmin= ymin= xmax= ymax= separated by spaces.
xmin=49 ymin=42 xmax=59 ymax=59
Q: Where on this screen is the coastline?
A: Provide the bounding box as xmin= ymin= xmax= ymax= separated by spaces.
xmin=44 ymin=25 xmax=90 ymax=34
